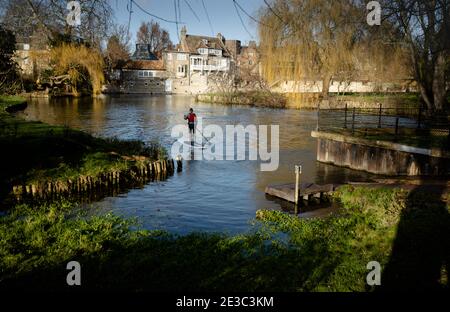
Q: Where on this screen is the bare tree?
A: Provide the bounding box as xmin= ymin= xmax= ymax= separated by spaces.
xmin=0 ymin=0 xmax=112 ymax=47
xmin=208 ymin=72 xmax=237 ymax=101
xmin=136 ymin=21 xmax=173 ymax=57
xmin=106 ymin=24 xmax=130 ymax=69
xmin=381 ymin=0 xmax=450 ymax=112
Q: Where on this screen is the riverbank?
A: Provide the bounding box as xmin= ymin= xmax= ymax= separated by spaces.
xmin=196 ymin=91 xmax=428 ymax=110
xmin=0 ymin=95 xmax=172 ymax=204
xmin=196 ymin=91 xmax=287 ymax=108
xmin=0 ymin=95 xmax=28 ymax=112
xmin=1 ymin=185 xmax=448 ymax=291
xmin=286 ymin=93 xmax=423 ymax=109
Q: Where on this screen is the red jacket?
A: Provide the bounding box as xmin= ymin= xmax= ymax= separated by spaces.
xmin=186 ymin=113 xmax=196 ymax=123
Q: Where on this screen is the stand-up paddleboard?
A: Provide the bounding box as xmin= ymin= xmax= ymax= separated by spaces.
xmin=178 ymin=139 xmax=211 ymax=149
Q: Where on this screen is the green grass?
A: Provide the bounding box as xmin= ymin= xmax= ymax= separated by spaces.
xmin=327 ymin=127 xmax=449 ymax=150
xmin=333 ymin=92 xmax=420 ymax=102
xmin=199 ymin=91 xmax=287 ymax=108
xmin=0 ymin=95 xmax=27 ymax=112
xmin=1 ymin=186 xmax=448 ymax=291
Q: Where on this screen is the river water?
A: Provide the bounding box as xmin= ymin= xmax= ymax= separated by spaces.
xmin=21 ymin=95 xmax=374 ymax=234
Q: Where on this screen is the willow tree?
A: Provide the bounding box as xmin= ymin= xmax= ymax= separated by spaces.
xmin=51 ymin=43 xmax=105 ymax=95
xmin=258 ymin=0 xmax=366 ymax=98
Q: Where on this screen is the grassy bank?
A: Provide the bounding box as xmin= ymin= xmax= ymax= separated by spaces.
xmin=0 ymin=95 xmax=166 ymax=201
xmin=0 ymin=95 xmax=27 ymax=112
xmin=326 ymin=127 xmax=450 ymax=150
xmin=333 ymin=92 xmax=421 ymax=105
xmin=197 ymin=91 xmax=287 ymax=108
xmin=286 ymin=92 xmax=424 ymax=109
xmin=1 ymin=185 xmax=448 ymax=291
xmin=197 ymin=92 xmax=434 ymax=110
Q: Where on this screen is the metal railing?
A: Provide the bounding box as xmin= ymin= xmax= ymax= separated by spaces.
xmin=316 ymin=103 xmax=450 ymax=149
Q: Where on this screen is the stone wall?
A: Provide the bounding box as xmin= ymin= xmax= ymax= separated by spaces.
xmin=122 ymin=71 xmax=166 ymax=94
xmin=311 ymin=131 xmax=450 ymax=176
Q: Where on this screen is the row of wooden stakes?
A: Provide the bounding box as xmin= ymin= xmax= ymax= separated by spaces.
xmin=11 ymin=158 xmax=183 ymax=201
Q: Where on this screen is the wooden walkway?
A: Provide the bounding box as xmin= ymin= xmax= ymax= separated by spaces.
xmin=265 ymin=182 xmax=340 ymax=204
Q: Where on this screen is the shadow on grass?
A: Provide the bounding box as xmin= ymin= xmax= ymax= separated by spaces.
xmin=380 ymin=185 xmax=449 ymax=291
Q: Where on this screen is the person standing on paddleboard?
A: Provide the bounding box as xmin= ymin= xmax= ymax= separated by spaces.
xmin=184 ymin=108 xmax=197 ymax=135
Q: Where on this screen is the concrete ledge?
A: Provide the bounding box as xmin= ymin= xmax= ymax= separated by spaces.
xmin=311 ymin=130 xmax=450 ymax=158
xmin=311 ymin=130 xmax=450 ymax=176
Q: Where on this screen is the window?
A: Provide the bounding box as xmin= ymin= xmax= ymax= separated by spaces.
xmin=138 ymin=70 xmax=154 ymax=78
xmin=191 ymin=58 xmax=202 ymax=66
xmin=212 ymin=49 xmax=222 ymax=56
xmin=198 ymin=48 xmax=208 ymax=55
xmin=177 ymin=53 xmax=187 ymax=61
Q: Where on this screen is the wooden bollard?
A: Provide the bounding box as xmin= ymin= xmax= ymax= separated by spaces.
xmin=294 ymin=165 xmax=302 ymax=214
xmin=176 ymin=156 xmax=182 ymax=172
xmin=147 ymin=163 xmax=152 ymax=177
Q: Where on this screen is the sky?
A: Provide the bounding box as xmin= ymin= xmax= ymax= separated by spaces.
xmin=113 ymin=0 xmax=265 ymax=47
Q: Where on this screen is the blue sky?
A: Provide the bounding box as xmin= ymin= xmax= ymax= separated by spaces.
xmin=113 ymin=0 xmax=264 ymax=46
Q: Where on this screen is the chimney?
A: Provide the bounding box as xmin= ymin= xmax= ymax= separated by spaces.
xmin=217 ymin=33 xmax=225 ymax=43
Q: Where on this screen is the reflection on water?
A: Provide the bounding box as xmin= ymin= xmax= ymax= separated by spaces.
xmin=21 ymin=95 xmax=374 ymax=234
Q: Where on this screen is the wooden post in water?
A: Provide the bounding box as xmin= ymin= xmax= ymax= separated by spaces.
xmin=294 ymin=165 xmax=302 ymax=215
xmin=176 ymin=155 xmax=183 ymax=172
xmin=352 ymin=107 xmax=356 ymax=135
xmin=316 ymin=102 xmax=320 ymax=131
xmin=344 ymin=103 xmax=348 ymax=128
xmin=395 ymin=117 xmax=399 ymax=137
xmin=417 ymin=104 xmax=422 ymax=129
xmin=378 ymin=103 xmax=382 ymax=128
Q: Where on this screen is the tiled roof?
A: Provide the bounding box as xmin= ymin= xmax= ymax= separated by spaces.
xmin=181 ymin=35 xmax=230 ymax=57
xmin=123 ymin=59 xmax=165 ymax=70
